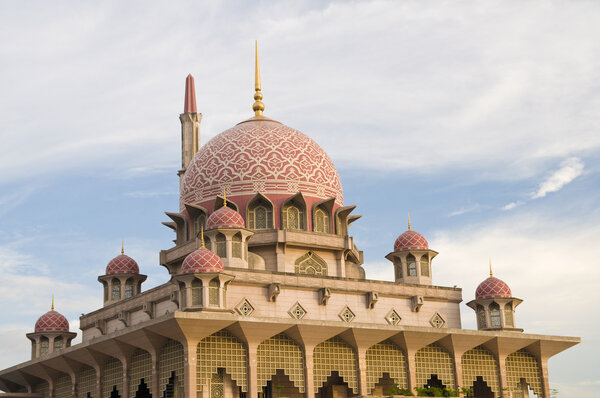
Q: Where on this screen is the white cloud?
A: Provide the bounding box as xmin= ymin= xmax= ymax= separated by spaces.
xmin=502 ymin=201 xmax=524 ymax=211
xmin=531 ymin=157 xmax=584 ymax=199
xmin=449 ymin=204 xmax=481 ymax=217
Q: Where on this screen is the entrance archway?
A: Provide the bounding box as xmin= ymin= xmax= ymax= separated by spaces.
xmin=469 ymin=376 xmax=493 ymax=398
xmin=317 ymin=371 xmax=353 ymax=398
xmin=134 ymin=378 xmax=152 ymax=398
xmin=259 ymin=369 xmax=302 ymax=398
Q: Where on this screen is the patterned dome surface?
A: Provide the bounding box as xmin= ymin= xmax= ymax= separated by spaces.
xmin=35 ymin=311 xmax=70 ymax=333
xmin=476 ymin=277 xmax=512 ymax=299
xmin=394 ymin=230 xmax=429 ymax=252
xmin=181 ymin=248 xmax=224 ymax=273
xmin=206 ymin=206 xmax=245 ymax=229
xmin=181 ymin=120 xmax=343 ymax=208
xmin=106 ymin=254 xmax=139 ymax=275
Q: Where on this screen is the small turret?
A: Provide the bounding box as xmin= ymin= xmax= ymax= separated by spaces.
xmin=26 ymin=298 xmax=76 ymax=359
xmin=98 ymin=242 xmax=147 ymax=306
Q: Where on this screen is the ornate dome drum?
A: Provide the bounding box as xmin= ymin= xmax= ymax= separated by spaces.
xmin=180 ymin=119 xmax=343 ymax=224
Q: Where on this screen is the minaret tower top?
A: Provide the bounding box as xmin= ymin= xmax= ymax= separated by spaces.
xmin=184 ymin=74 xmax=197 ymax=113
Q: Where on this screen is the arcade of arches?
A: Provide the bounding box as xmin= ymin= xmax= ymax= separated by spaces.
xmin=27 ymin=332 xmax=546 ymax=398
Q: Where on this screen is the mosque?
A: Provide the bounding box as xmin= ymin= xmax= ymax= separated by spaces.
xmin=0 ymin=44 xmax=579 ymax=398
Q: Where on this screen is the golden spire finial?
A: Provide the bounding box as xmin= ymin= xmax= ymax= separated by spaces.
xmin=200 ymin=226 xmax=205 ymax=249
xmin=121 ymin=239 xmax=124 ymax=255
xmin=51 ymin=295 xmax=54 ymax=311
xmin=408 ymin=213 xmax=412 ymax=230
xmin=489 ymin=258 xmax=493 ymax=277
xmin=252 ymin=40 xmax=265 ymax=117
xmin=223 ymin=187 xmax=227 ymax=207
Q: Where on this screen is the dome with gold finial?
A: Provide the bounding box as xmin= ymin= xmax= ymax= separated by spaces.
xmin=475 ymin=261 xmax=512 ymax=299
xmin=393 ymin=214 xmax=429 ymax=252
xmin=180 ymin=42 xmax=343 ymax=220
xmin=34 ymin=298 xmax=70 ymax=333
xmin=105 ymin=242 xmax=139 ymax=275
xmin=205 ymin=190 xmax=246 ymax=229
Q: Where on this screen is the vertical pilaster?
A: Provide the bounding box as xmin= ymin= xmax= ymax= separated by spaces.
xmin=452 ymin=351 xmax=463 ymax=396
xmin=497 ymin=354 xmax=509 ymax=397
xmin=406 ymin=350 xmax=417 ymax=395
xmin=95 ymin=368 xmax=103 ymax=398
xmin=121 ymin=359 xmax=129 ymax=398
xmin=539 ymin=357 xmax=551 ymax=398
xmin=356 ymin=347 xmax=368 ymax=396
xmin=151 ymin=352 xmax=160 ymax=398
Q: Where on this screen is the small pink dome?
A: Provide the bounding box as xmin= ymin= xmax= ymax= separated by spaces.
xmin=394 ymin=230 xmax=429 ymax=252
xmin=35 ymin=311 xmax=70 ymax=333
xmin=206 ymin=206 xmax=245 ymax=230
xmin=181 ymin=248 xmax=224 ymax=274
xmin=106 ymin=254 xmax=139 ymax=275
xmin=476 ymin=277 xmax=512 ymax=300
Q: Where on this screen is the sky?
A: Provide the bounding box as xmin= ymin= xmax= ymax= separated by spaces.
xmin=0 ymin=0 xmax=599 ymax=396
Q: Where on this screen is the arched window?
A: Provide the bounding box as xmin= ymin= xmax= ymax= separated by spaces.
xmin=194 ymin=214 xmax=206 ymax=237
xmin=53 ymin=337 xmax=63 ymax=351
xmin=476 ymin=304 xmax=487 ymax=329
xmin=420 ymin=255 xmax=429 ymax=277
xmin=283 ymin=204 xmax=304 ymax=230
xmin=407 ymin=254 xmax=417 ymax=276
xmin=248 ymin=196 xmax=273 ymax=229
xmin=191 ymin=279 xmax=202 ymax=306
xmin=295 ymin=251 xmax=328 ymax=276
xmin=490 ymin=302 xmax=501 ymax=327
xmin=179 ymin=282 xmax=187 ymax=307
xmin=40 ymin=337 xmax=49 ymax=355
xmin=209 ymin=278 xmax=219 ymax=306
xmin=314 ymin=207 xmax=330 ymax=233
xmin=216 ymin=233 xmax=226 ymax=257
xmin=111 ymin=279 xmax=121 ymax=300
xmin=232 ymin=233 xmax=242 ymax=259
xmin=504 ymin=302 xmax=514 ymax=327
xmin=125 ymin=279 xmax=134 ymax=299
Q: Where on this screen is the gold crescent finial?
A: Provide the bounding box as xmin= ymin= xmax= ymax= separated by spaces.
xmin=201 ymin=225 xmax=205 ymax=249
xmin=489 ymin=258 xmax=493 ymax=277
xmin=252 ymin=40 xmax=265 ymax=117
xmin=408 ymin=213 xmax=412 ymax=230
xmin=51 ymin=295 xmax=54 ymax=311
xmin=223 ymin=187 xmax=227 ymax=207
xmin=121 ymin=239 xmax=124 ymax=255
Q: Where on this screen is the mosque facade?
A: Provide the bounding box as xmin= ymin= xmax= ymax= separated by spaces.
xmin=0 ymin=46 xmax=579 ymax=398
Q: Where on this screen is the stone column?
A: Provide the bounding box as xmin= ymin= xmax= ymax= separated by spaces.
xmin=406 ymin=350 xmax=417 ymax=395
xmin=151 ymin=352 xmax=160 ymax=398
xmin=356 ymin=347 xmax=369 ymax=396
xmin=183 ymin=341 xmax=199 ymax=398
xmin=95 ymin=368 xmax=103 ymax=398
xmin=497 ymin=354 xmax=509 ymax=397
xmin=539 ymin=356 xmax=551 ymax=398
xmin=452 ymin=351 xmax=463 ymax=396
xmin=304 ymin=345 xmax=315 ymax=398
xmin=121 ymin=358 xmax=129 ymax=398
xmin=247 ymin=343 xmax=259 ymax=398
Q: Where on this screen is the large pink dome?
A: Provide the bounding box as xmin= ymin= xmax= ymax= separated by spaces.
xmin=35 ymin=311 xmax=70 ymax=333
xmin=180 ymin=120 xmax=343 ymax=212
xmin=476 ymin=277 xmax=512 ymax=300
xmin=206 ymin=206 xmax=245 ymax=229
xmin=394 ymin=230 xmax=429 ymax=252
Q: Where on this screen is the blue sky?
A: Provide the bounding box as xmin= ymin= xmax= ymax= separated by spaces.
xmin=1 ymin=1 xmax=599 ymax=396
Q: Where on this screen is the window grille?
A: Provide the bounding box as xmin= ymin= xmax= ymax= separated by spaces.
xmin=54 ymin=374 xmax=71 ymax=398
xmin=506 ymin=350 xmax=542 ymax=397
xmin=216 ymin=234 xmax=226 ymax=257
xmin=125 ymin=281 xmax=134 ymax=298
xmin=366 ymin=340 xmax=408 ymax=393
xmin=283 ymin=204 xmax=304 ymax=230
xmin=476 ymin=305 xmax=487 ymax=329
xmin=197 ymin=330 xmax=248 ymax=392
xmin=420 ymin=255 xmax=429 ymax=277
xmin=313 ymin=337 xmax=358 ymax=393
xmin=112 ymin=279 xmax=121 ymax=300
xmin=407 ymin=254 xmax=417 ymax=276
xmin=257 ymin=334 xmax=305 ymax=392
xmin=461 ymin=346 xmax=500 ymax=398
xmin=314 ymin=207 xmax=330 ymax=233
xmin=209 ymin=278 xmax=219 ymax=306
xmin=232 ymin=233 xmax=242 ymax=259
xmin=191 ymin=279 xmax=202 ymax=306
xmin=248 ymin=200 xmax=273 ymax=230
xmin=78 ymin=366 xmax=96 ymax=398
xmin=159 ymin=340 xmax=184 ymax=397
xmin=102 ymin=357 xmax=123 ymax=398
xmin=295 ymin=251 xmax=328 ymax=276
xmin=40 ymin=338 xmax=49 ymax=355
xmin=490 ymin=302 xmax=501 ymax=327
xmin=504 ymin=303 xmax=514 ymax=327
xmin=129 ymin=348 xmax=152 ymax=397
xmin=53 ymin=337 xmax=63 ymax=351
xmin=415 ymin=343 xmax=455 ymax=389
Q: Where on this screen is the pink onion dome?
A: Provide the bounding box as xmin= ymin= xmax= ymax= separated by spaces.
xmin=206 ymin=206 xmax=245 ymax=229
xmin=394 ymin=230 xmax=429 ymax=252
xmin=35 ymin=310 xmax=70 ymax=333
xmin=180 ymin=120 xmax=344 ymax=213
xmin=475 ymin=276 xmax=512 ymax=300
xmin=106 ymin=254 xmax=139 ymax=275
xmin=181 ymin=248 xmax=224 ymax=274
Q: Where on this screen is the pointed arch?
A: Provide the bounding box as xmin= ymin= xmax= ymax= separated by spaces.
xmin=506 ymin=349 xmax=542 ymax=397
xmin=129 ymin=348 xmax=152 ymax=398
xmin=295 ymin=251 xmax=328 ymax=276
xmin=247 ymin=193 xmax=274 ymax=230
xmin=214 ymin=195 xmax=239 ymax=211
xmin=216 ymin=233 xmax=226 ymax=258
xmin=461 ymin=346 xmax=500 ymax=398
xmin=415 ymin=343 xmax=455 ymax=389
xmin=282 ymin=193 xmax=307 ymax=230
xmin=257 ymin=333 xmax=305 ymax=393
xmin=366 ymin=340 xmax=408 ymax=393
xmin=197 ymin=330 xmax=248 ymax=393
xmin=490 ymin=302 xmax=501 ymax=327
xmin=313 ymin=336 xmax=358 ymax=394
xmin=312 ymin=197 xmax=335 ymax=233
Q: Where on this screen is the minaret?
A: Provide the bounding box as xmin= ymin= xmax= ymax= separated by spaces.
xmin=179 ymin=74 xmax=202 ymax=179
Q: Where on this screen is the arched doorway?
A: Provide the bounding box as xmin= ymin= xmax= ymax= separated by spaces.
xmin=134 ymin=378 xmax=152 ymax=398
xmin=318 ymin=371 xmax=353 ymax=398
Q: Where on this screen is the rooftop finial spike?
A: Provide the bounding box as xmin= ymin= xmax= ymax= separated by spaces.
xmin=489 ymin=258 xmax=493 ymax=277
xmin=121 ymin=240 xmax=124 ymax=255
xmin=223 ymin=187 xmax=227 ymax=207
xmin=51 ymin=295 xmax=54 ymax=311
xmin=201 ymin=226 xmax=205 ymax=249
xmin=408 ymin=213 xmax=412 ymax=230
xmin=252 ymin=41 xmax=265 ymax=117
xmin=184 ymin=74 xmax=197 ymax=113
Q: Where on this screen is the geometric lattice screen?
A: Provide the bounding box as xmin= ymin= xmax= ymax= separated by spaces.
xmin=506 ymin=349 xmax=542 ymax=397
xmin=461 ymin=346 xmax=500 ymax=398
xmin=313 ymin=337 xmax=358 ymax=393
xmin=415 ymin=343 xmax=455 ymax=389
xmin=366 ymin=340 xmax=408 ymax=392
xmin=197 ymin=330 xmax=248 ymax=392
xmin=257 ymin=333 xmax=305 ymax=392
